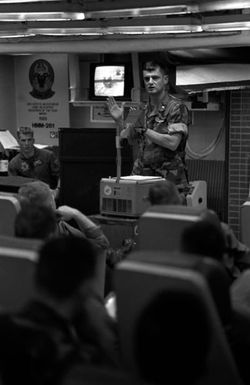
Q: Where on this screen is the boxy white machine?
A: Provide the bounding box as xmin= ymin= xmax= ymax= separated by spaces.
xmin=100 ymin=176 xmax=207 ymax=217
xmin=100 ymin=175 xmax=165 ymax=217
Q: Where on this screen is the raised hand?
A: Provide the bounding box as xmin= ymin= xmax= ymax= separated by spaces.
xmin=107 ymin=96 xmax=124 ymax=122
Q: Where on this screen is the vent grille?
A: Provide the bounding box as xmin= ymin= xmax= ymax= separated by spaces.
xmin=102 ymin=198 xmax=132 ymax=213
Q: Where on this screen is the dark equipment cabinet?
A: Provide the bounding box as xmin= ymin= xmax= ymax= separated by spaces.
xmin=59 ymin=128 xmax=133 ymax=215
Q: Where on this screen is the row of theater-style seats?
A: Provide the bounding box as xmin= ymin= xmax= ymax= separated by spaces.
xmin=0 ymin=193 xmax=246 ymax=384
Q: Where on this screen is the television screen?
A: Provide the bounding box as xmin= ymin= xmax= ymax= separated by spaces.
xmin=95 ymin=65 xmax=124 ymax=97
xmin=89 ymin=63 xmax=132 ymax=100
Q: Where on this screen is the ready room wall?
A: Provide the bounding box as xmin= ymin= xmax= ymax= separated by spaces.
xmin=0 ymin=53 xmax=228 ymax=156
xmin=0 ymin=56 xmax=16 ymax=135
xmin=187 ymin=108 xmax=226 ymax=161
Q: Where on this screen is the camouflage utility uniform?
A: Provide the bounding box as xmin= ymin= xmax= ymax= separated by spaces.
xmin=126 ymin=94 xmax=190 ymax=190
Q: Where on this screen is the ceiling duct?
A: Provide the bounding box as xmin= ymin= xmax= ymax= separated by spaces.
xmin=176 ymin=63 xmax=250 ymax=93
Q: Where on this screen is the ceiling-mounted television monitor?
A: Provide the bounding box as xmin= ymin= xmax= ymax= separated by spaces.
xmin=89 ymin=62 xmax=133 ymax=101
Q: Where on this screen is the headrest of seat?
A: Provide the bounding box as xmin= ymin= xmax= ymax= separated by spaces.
xmin=128 ymin=250 xmax=232 ymax=326
xmin=114 ymin=257 xmax=242 ymax=385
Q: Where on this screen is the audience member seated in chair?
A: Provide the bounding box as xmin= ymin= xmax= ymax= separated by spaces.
xmin=200 ymin=209 xmax=250 ymax=278
xmin=146 ymin=180 xmax=250 ymax=278
xmin=17 ymin=181 xmax=110 ymax=298
xmin=180 ymin=217 xmax=234 ymax=281
xmin=180 ymin=218 xmax=250 ymax=385
xmin=17 ymin=180 xmax=110 ymax=251
xmin=0 ymin=236 xmax=120 ymax=385
xmin=115 ymin=259 xmax=243 ymax=385
xmin=8 ymin=126 xmax=60 ymax=190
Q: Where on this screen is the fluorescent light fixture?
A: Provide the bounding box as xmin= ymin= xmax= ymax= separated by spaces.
xmin=27 ymin=27 xmax=102 ymax=36
xmin=199 ymin=0 xmax=250 ymax=12
xmin=82 ymin=0 xmax=250 ymax=19
xmin=0 ymin=0 xmax=61 ymax=2
xmin=26 ymin=24 xmax=201 ymax=36
xmin=0 ymin=12 xmax=84 ymax=21
xmin=0 ymin=18 xmax=249 ymax=38
xmin=203 ymin=13 xmax=250 ymax=32
xmin=107 ymin=25 xmax=201 ymax=34
xmin=203 ymin=21 xmax=250 ymax=31
xmin=0 ymin=32 xmax=36 ymax=38
xmin=85 ymin=5 xmax=197 ymax=19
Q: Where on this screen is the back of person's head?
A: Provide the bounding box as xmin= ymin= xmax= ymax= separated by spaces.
xmin=15 ymin=204 xmax=57 ymax=240
xmin=200 ymin=208 xmax=222 ymax=228
xmin=181 ymin=218 xmax=226 ymax=262
xmin=134 ymin=289 xmax=211 ymax=385
xmin=36 ymin=236 xmax=97 ymax=300
xmin=17 ymin=126 xmax=34 ymax=140
xmin=18 ymin=181 xmax=55 ymax=209
xmin=148 ymin=180 xmax=183 ymax=206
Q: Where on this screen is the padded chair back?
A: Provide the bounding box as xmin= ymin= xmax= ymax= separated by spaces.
xmin=128 ymin=250 xmax=232 ymax=327
xmin=0 ymin=234 xmax=42 ymax=251
xmin=0 ymin=194 xmax=20 ymax=236
xmin=114 ymin=255 xmax=243 ymax=385
xmin=0 ymin=246 xmax=38 ymax=311
xmin=136 ymin=204 xmax=203 ymax=251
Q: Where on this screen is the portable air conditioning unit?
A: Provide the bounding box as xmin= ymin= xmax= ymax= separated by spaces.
xmin=100 ymin=177 xmax=207 ymax=217
xmin=100 ymin=176 xmax=165 ymax=217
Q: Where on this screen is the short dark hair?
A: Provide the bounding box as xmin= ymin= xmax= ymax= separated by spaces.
xmin=181 ymin=219 xmax=226 ymax=261
xmin=134 ymin=289 xmax=211 ymax=385
xmin=17 ymin=127 xmax=34 ymax=140
xmin=148 ymin=180 xmax=182 ymax=205
xmin=15 ymin=204 xmax=57 ymax=240
xmin=142 ymin=59 xmax=169 ymax=76
xmin=36 ymin=236 xmax=97 ymax=300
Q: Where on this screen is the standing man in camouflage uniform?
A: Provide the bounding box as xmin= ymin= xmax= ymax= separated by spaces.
xmin=107 ymin=59 xmax=190 ymax=193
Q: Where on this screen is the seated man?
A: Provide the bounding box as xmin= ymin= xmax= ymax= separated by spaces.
xmin=180 ymin=218 xmax=232 ymax=279
xmin=17 ymin=180 xmax=109 ymax=251
xmin=0 ymin=236 xmax=119 ymax=385
xmin=148 ymin=180 xmax=250 ymax=277
xmin=8 ymin=126 xmax=60 ymax=190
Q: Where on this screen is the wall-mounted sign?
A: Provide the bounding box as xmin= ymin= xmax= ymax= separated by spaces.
xmin=15 ymin=54 xmax=69 ymax=145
